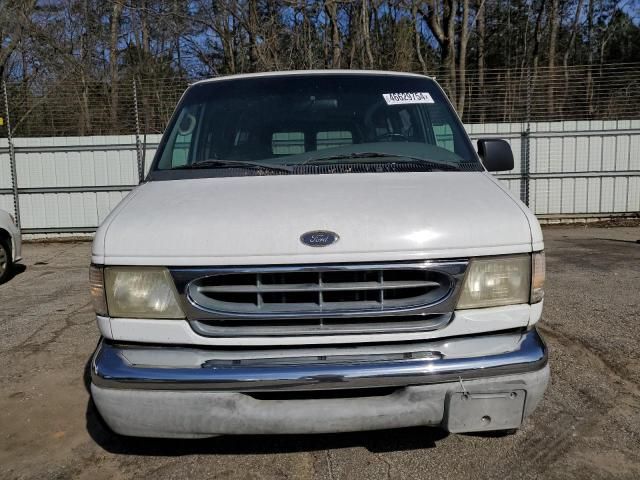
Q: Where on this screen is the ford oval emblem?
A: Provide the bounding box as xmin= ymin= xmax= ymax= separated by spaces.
xmin=300 ymin=230 xmax=339 ymax=247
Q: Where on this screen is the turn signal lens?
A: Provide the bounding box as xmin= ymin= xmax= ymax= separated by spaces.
xmin=89 ymin=265 xmax=108 ymax=316
xmin=531 ymin=252 xmax=545 ymax=303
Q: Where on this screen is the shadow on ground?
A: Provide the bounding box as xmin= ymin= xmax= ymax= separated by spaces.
xmin=82 ymin=356 xmax=449 ymax=456
xmin=1 ymin=263 xmax=26 ymax=285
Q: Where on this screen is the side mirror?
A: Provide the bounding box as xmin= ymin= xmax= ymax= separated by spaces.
xmin=477 ymin=139 xmax=514 ymax=172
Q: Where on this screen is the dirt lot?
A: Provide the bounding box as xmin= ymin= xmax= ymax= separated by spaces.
xmin=1 ymin=225 xmax=639 ymax=480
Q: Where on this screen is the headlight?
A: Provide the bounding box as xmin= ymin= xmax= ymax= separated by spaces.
xmin=90 ymin=266 xmax=185 ymax=318
xmin=457 ymin=255 xmax=531 ymax=309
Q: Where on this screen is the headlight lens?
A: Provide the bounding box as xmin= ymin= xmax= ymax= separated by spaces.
xmin=103 ymin=267 xmax=185 ymax=318
xmin=457 ymin=255 xmax=531 ymax=309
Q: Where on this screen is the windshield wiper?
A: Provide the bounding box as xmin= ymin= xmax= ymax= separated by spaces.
xmin=301 ymin=152 xmax=461 ymax=171
xmin=172 ymin=159 xmax=293 ymax=173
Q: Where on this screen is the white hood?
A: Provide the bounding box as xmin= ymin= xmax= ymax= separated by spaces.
xmin=92 ymin=172 xmax=539 ymax=266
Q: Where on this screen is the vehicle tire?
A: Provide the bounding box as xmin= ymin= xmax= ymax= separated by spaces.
xmin=0 ymin=237 xmax=12 ymax=284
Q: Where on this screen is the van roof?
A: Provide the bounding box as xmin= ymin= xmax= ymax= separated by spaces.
xmin=192 ymin=70 xmax=434 ymax=86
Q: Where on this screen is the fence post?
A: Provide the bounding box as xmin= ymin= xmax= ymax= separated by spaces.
xmin=520 ymin=67 xmax=532 ymax=207
xmin=2 ymin=80 xmax=20 ymax=229
xmin=520 ymin=130 xmax=530 ymax=207
xmin=133 ymin=78 xmax=144 ymax=183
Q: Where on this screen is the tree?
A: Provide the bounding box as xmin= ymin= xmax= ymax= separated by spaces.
xmin=1 ymin=0 xmax=638 ymax=133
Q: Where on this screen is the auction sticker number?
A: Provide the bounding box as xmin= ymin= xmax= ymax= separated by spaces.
xmin=382 ymin=92 xmax=435 ymax=105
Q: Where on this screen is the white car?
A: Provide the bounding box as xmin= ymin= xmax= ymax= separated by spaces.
xmin=0 ymin=209 xmax=22 ymax=284
xmin=89 ymin=71 xmax=549 ymax=438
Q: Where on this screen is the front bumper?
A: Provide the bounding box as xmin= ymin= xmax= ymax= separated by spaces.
xmin=91 ymin=328 xmax=549 ymax=438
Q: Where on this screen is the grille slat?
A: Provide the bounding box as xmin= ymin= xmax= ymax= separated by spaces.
xmin=198 ymin=279 xmax=440 ymax=294
xmin=172 ymin=261 xmax=468 ymax=337
xmin=318 ymin=272 xmax=324 ymax=311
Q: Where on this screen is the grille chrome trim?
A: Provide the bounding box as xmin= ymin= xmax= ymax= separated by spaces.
xmin=171 ymin=261 xmax=467 ymax=338
xmin=190 ymin=313 xmax=453 ymax=337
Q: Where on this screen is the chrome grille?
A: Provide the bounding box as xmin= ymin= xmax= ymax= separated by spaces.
xmin=170 ymin=261 xmax=467 ymax=337
xmin=191 ymin=269 xmax=448 ymax=315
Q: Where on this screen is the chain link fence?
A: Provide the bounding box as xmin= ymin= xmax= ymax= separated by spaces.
xmin=1 ymin=62 xmax=639 ymax=233
xmin=460 ymin=62 xmax=640 ymax=123
xmin=3 ymin=63 xmax=640 ymax=137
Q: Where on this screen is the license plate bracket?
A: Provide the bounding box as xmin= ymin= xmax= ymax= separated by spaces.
xmin=445 ymin=389 xmax=526 ymax=433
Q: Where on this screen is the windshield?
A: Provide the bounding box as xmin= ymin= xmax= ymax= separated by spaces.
xmin=152 ymin=73 xmax=481 ymax=178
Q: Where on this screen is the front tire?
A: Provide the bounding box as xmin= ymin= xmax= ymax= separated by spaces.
xmin=0 ymin=237 xmax=12 ymax=284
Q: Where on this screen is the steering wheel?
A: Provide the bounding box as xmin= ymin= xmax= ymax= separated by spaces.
xmin=376 ymin=132 xmax=409 ymax=142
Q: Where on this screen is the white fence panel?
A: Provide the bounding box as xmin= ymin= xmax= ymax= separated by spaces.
xmin=1 ymin=123 xmax=638 ymax=234
xmin=467 ymin=119 xmax=640 ymax=217
xmin=0 ymin=135 xmax=161 ymax=232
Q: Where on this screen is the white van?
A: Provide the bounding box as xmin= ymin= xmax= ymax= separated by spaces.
xmin=89 ymin=71 xmax=548 ymax=438
xmin=0 ymin=209 xmax=21 ymax=284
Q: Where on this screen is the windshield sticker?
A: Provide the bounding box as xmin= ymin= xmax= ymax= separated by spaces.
xmin=382 ymin=92 xmax=435 ymax=105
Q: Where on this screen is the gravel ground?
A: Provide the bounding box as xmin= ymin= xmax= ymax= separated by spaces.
xmin=1 ymin=225 xmax=639 ymax=480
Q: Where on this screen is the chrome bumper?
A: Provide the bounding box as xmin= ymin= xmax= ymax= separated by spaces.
xmin=90 ymin=329 xmax=549 ymax=437
xmin=91 ymin=328 xmax=547 ymax=392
